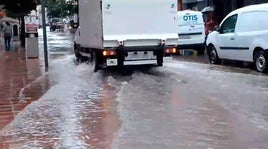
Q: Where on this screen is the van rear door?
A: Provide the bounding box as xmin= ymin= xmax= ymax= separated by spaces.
xmin=177 ymin=11 xmax=205 ymax=43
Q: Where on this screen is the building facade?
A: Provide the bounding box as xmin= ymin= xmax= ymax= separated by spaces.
xmin=212 ymin=0 xmax=268 ymax=23
xmin=180 ymin=0 xmax=268 ymax=23
xmin=181 ymin=0 xmax=213 ymax=10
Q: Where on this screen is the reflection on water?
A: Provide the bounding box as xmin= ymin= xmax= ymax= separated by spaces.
xmin=0 ymin=57 xmax=122 ymax=149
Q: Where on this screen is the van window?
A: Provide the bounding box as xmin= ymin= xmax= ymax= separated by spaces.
xmin=237 ymin=11 xmax=268 ymax=32
xmin=220 ymin=14 xmax=238 ymax=34
xmin=178 ymin=13 xmax=204 ymax=26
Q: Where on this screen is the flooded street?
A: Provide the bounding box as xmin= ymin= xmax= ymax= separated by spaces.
xmin=1 ymin=29 xmax=268 ymax=148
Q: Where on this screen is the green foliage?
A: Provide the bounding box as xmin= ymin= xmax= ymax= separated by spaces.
xmin=0 ymin=0 xmax=40 ymax=47
xmin=0 ymin=0 xmax=39 ymax=17
xmin=46 ymin=0 xmax=78 ymax=18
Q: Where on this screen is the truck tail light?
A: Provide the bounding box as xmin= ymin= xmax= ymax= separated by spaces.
xmin=103 ymin=50 xmax=117 ymax=56
xmin=164 ymin=47 xmax=177 ymax=54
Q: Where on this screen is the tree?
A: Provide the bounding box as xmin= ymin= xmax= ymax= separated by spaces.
xmin=1 ymin=0 xmax=38 ymax=15
xmin=46 ymin=0 xmax=78 ymax=18
xmin=66 ymin=0 xmax=78 ymax=16
xmin=0 ymin=0 xmax=40 ymax=47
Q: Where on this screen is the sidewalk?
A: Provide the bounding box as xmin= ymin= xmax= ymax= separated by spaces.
xmin=0 ymin=41 xmax=49 ymax=131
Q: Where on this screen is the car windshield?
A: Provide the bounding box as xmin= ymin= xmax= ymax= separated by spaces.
xmin=51 ymin=18 xmax=61 ymax=22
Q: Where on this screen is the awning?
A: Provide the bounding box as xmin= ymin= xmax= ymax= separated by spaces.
xmin=183 ymin=0 xmax=205 ymax=3
xmin=201 ymin=6 xmax=214 ymax=12
xmin=0 ymin=17 xmax=19 ymax=24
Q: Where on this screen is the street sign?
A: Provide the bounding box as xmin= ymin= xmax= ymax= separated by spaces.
xmin=25 ymin=23 xmax=38 ymax=33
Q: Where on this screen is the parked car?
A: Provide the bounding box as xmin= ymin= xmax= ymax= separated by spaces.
xmin=49 ymin=18 xmax=62 ymax=31
xmin=206 ymin=3 xmax=268 ymax=73
xmin=177 ymin=10 xmax=206 ymax=55
xmin=55 ymin=22 xmax=65 ymax=31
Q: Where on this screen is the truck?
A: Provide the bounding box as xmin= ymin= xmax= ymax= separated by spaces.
xmin=74 ymin=0 xmax=178 ymax=72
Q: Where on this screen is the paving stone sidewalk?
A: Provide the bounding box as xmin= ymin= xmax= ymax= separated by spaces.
xmin=0 ymin=42 xmax=50 ymax=132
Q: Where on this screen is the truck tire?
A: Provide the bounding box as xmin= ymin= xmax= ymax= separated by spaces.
xmin=74 ymin=43 xmax=81 ymax=62
xmin=89 ymin=49 xmax=93 ymax=62
xmin=74 ymin=44 xmax=88 ymax=63
xmin=157 ymin=60 xmax=163 ymax=66
xmin=157 ymin=53 xmax=163 ymax=66
xmin=92 ymin=51 xmax=100 ymax=72
xmin=75 ymin=52 xmax=81 ymax=62
xmin=75 ymin=53 xmax=88 ymax=63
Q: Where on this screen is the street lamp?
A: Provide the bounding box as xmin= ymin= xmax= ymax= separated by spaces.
xmin=41 ymin=0 xmax=49 ymax=68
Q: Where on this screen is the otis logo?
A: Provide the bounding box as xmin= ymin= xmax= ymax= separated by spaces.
xmin=183 ymin=15 xmax=198 ymax=21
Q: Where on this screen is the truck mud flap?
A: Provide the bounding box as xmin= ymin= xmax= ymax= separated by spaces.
xmin=117 ymin=48 xmax=125 ymax=68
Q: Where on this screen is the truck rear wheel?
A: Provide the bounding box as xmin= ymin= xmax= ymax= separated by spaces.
xmin=74 ymin=44 xmax=88 ymax=63
xmin=157 ymin=60 xmax=163 ymax=66
xmin=92 ymin=51 xmax=100 ymax=72
xmin=157 ymin=53 xmax=163 ymax=66
xmin=75 ymin=53 xmax=88 ymax=63
xmin=75 ymin=52 xmax=81 ymax=62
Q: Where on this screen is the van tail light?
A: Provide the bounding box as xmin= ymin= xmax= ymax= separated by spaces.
xmin=103 ymin=50 xmax=117 ymax=56
xmin=164 ymin=47 xmax=177 ymax=54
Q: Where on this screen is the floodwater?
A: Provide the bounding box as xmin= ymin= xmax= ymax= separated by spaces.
xmin=1 ymin=29 xmax=268 ymax=149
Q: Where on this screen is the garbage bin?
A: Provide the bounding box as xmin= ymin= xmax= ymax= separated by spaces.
xmin=25 ymin=23 xmax=39 ymax=58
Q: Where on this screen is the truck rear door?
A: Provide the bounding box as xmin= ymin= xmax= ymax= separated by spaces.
xmin=102 ymin=0 xmax=178 ymax=47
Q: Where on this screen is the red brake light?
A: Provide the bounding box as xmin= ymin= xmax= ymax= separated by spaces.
xmin=164 ymin=48 xmax=170 ymax=53
xmin=172 ymin=48 xmax=177 ymax=53
xmin=103 ymin=51 xmax=108 ymax=56
xmin=164 ymin=48 xmax=177 ymax=54
xmin=103 ymin=50 xmax=117 ymax=56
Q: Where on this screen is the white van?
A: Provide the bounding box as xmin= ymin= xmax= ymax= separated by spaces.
xmin=177 ymin=10 xmax=206 ymax=55
xmin=206 ymin=3 xmax=268 ymax=73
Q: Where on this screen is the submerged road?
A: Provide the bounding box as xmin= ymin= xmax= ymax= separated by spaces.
xmin=0 ymin=29 xmax=268 ymax=149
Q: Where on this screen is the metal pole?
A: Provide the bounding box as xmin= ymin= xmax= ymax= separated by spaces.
xmin=41 ymin=0 xmax=49 ymax=68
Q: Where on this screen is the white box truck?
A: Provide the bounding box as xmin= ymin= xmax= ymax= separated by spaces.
xmin=74 ymin=0 xmax=178 ymax=72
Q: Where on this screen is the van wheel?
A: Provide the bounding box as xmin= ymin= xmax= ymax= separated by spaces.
xmin=92 ymin=51 xmax=100 ymax=72
xmin=254 ymin=51 xmax=268 ymax=73
xmin=207 ymin=45 xmax=221 ymax=64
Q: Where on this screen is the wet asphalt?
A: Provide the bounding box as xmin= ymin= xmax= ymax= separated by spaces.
xmin=0 ymin=28 xmax=268 ymax=149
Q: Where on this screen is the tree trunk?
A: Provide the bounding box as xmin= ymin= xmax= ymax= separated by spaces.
xmin=20 ymin=16 xmax=25 ymax=47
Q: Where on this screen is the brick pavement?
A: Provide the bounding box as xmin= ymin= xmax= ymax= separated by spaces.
xmin=0 ymin=41 xmax=50 ymax=133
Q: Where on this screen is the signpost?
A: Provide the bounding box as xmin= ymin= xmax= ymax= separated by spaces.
xmin=41 ymin=0 xmax=48 ymax=68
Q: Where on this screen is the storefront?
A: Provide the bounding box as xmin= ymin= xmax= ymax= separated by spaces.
xmin=212 ymin=0 xmax=268 ymax=24
xmin=182 ymin=0 xmax=212 ymax=11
